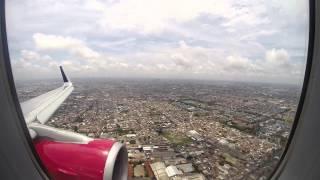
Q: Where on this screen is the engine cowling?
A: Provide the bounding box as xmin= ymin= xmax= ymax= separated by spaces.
xmin=34 ymin=138 xmax=128 ymax=180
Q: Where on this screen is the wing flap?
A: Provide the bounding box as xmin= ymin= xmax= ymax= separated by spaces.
xmin=20 ymin=66 xmax=74 ymax=124
xmin=36 ymin=85 xmax=73 ymax=124
xmin=21 ymin=84 xmax=73 ymax=124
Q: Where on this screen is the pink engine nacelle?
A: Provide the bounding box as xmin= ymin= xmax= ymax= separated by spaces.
xmin=34 ymin=138 xmax=128 ymax=180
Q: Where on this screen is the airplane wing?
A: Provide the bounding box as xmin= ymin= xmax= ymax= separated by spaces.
xmin=20 ymin=66 xmax=74 ymax=125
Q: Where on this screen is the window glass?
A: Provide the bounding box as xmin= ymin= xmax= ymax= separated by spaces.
xmin=6 ymin=0 xmax=308 ymax=179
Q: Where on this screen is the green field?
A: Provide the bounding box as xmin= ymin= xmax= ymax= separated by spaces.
xmin=162 ymin=132 xmax=193 ymax=146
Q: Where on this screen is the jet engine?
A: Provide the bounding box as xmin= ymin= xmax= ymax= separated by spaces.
xmin=30 ymin=124 xmax=128 ymax=180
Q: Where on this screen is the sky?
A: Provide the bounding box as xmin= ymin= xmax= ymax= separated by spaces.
xmin=6 ymin=0 xmax=309 ymax=84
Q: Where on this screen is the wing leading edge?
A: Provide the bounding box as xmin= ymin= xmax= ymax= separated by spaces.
xmin=20 ymin=66 xmax=74 ymax=125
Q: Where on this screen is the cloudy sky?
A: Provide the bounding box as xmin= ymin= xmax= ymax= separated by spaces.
xmin=6 ymin=0 xmax=308 ymax=84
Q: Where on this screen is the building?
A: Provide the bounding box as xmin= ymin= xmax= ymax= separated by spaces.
xmin=176 ymin=163 xmax=195 ymax=173
xmin=134 ymin=165 xmax=145 ymax=177
xmin=128 ymin=164 xmax=134 ymax=180
xmin=172 ymin=173 xmax=206 ymax=180
xmin=187 ymin=130 xmax=203 ymax=141
xmin=165 ymin=165 xmax=183 ymax=177
xmin=150 ymin=162 xmax=169 ymax=180
xmin=145 ymin=161 xmax=155 ymax=178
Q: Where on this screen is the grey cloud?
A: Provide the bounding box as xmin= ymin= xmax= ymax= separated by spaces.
xmin=6 ymin=0 xmax=308 ymax=85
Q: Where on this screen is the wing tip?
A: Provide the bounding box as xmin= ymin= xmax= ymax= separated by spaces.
xmin=59 ymin=66 xmax=69 ymax=83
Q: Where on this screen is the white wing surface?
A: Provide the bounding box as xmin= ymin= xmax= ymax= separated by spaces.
xmin=20 ymin=66 xmax=73 ymax=125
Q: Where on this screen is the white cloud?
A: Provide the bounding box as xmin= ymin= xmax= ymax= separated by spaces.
xmin=84 ymin=0 xmax=107 ymax=12
xmin=6 ymin=0 xmax=308 ymax=84
xmin=239 ymin=30 xmax=278 ymax=41
xmin=96 ymin=0 xmax=269 ymax=34
xmin=11 ymin=38 xmax=305 ymax=84
xmin=11 ymin=50 xmax=57 ymax=79
xmin=265 ymin=48 xmax=290 ymax=65
xmin=33 ymin=33 xmax=100 ymax=59
xmin=225 ymin=56 xmax=251 ymax=71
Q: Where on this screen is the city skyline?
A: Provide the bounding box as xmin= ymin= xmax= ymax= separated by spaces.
xmin=16 ymin=78 xmax=300 ymax=179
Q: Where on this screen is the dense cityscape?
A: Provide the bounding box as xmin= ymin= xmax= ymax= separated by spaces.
xmin=16 ymin=78 xmax=300 ymax=180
